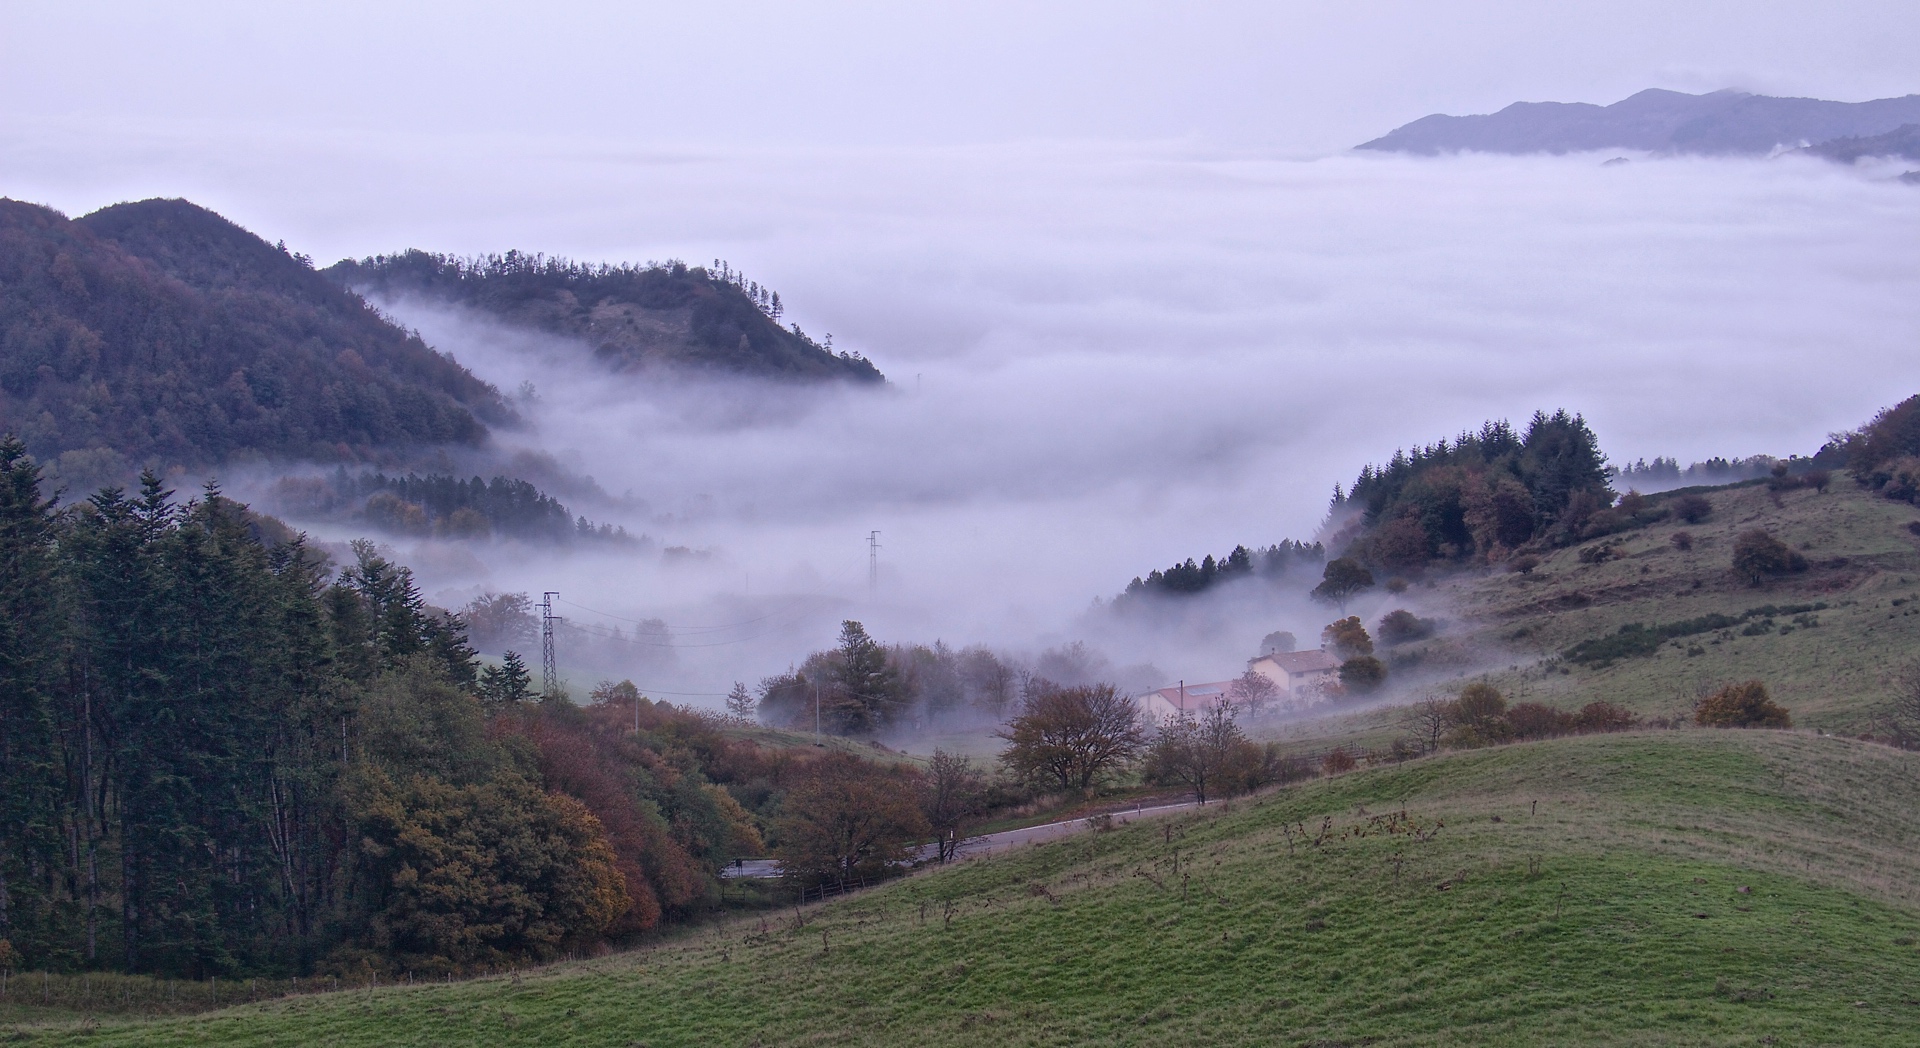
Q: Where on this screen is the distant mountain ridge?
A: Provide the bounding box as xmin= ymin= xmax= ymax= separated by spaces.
xmin=327 ymin=251 xmax=885 ymax=383
xmin=1359 ymin=88 xmax=1920 ymax=157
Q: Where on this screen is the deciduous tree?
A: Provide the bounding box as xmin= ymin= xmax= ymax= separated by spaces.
xmin=996 ymin=684 xmax=1145 ymax=793
xmin=772 ymin=753 xmax=928 ymax=886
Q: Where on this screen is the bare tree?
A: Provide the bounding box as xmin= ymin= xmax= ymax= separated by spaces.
xmin=1145 ymin=703 xmax=1247 ymax=805
xmin=996 ymin=683 xmax=1145 ymax=793
xmin=1227 ymin=668 xmax=1280 ymax=720
xmin=920 ymin=749 xmax=985 ymax=861
xmin=1407 ymin=693 xmax=1455 ymax=753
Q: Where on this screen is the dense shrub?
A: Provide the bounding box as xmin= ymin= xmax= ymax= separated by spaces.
xmin=1338 ymin=656 xmax=1388 ymax=693
xmin=1694 ymin=681 xmax=1792 ymax=728
xmin=1377 ymin=609 xmax=1435 ymax=646
xmin=1506 ymin=702 xmax=1571 ymax=739
xmin=1671 ymin=530 xmax=1694 ymax=552
xmin=1571 ymin=701 xmax=1638 ymax=733
xmin=1671 ymin=494 xmax=1713 ymax=523
xmin=1731 ymin=529 xmax=1808 ymax=585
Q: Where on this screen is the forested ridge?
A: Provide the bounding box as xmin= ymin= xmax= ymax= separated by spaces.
xmin=327 ymin=251 xmax=884 ymax=382
xmin=0 ymin=438 xmax=833 ymax=979
xmin=0 ymin=199 xmax=509 ymax=490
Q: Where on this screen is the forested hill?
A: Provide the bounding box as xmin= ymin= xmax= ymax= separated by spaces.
xmin=1358 ymin=88 xmax=1920 ymax=157
xmin=327 ymin=251 xmax=885 ymax=383
xmin=0 ymin=198 xmax=509 ymax=489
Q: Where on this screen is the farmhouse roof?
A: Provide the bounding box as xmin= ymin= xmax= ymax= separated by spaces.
xmin=1255 ymin=649 xmax=1341 ymax=673
xmin=1141 ymin=681 xmax=1236 ymax=710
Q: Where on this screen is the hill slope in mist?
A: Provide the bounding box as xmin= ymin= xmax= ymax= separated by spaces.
xmin=327 ymin=251 xmax=885 ymax=383
xmin=0 ymin=198 xmax=509 ymax=488
xmin=1359 ymin=88 xmax=1920 ymax=157
xmin=36 ymin=731 xmax=1920 ymax=1046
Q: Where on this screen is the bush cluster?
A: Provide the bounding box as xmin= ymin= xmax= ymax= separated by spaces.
xmin=1693 ymin=681 xmax=1793 ymax=728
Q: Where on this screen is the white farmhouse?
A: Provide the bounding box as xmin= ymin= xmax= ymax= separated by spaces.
xmin=1247 ymin=649 xmax=1342 ymax=711
xmin=1136 ymin=680 xmax=1235 ymax=725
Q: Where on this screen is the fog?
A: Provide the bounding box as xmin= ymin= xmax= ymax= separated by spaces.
xmin=7 ymin=4 xmax=1920 ymax=706
xmin=216 ymin=147 xmax=1920 ymax=703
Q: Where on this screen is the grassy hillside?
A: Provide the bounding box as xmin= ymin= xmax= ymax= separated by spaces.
xmin=1280 ymin=476 xmax=1920 ymax=757
xmin=16 ymin=730 xmax=1920 ymax=1046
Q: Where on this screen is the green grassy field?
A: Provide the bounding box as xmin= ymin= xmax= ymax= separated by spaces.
xmin=15 ymin=729 xmax=1920 ymax=1046
xmin=1265 ymin=477 xmax=1920 ymax=755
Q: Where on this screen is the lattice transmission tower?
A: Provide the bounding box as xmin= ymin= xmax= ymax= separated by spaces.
xmin=540 ymin=591 xmax=559 ymax=697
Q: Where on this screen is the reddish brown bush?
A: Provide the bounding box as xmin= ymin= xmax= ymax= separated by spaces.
xmin=1506 ymin=702 xmax=1572 ymax=739
xmin=1694 ymin=681 xmax=1792 ymax=728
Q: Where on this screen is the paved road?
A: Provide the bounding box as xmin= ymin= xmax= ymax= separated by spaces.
xmin=721 ymin=797 xmax=1203 ymax=880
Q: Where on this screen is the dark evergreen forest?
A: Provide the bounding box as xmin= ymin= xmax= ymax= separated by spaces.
xmin=0 ymin=439 xmax=801 ymax=978
xmin=1113 ymin=410 xmax=1617 ymax=596
xmin=328 ymin=251 xmax=884 ymax=382
xmin=0 ymin=199 xmax=508 ymax=489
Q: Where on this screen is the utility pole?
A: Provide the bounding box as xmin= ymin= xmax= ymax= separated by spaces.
xmin=1179 ymin=679 xmax=1185 ymax=715
xmin=540 ymin=591 xmax=559 ymax=699
xmin=868 ymin=530 xmax=881 ymax=590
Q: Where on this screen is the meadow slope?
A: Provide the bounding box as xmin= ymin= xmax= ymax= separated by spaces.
xmin=18 ymin=730 xmax=1920 ymax=1047
xmin=1270 ymin=475 xmax=1920 ymax=755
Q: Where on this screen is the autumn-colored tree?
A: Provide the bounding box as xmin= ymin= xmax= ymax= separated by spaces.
xmin=996 ymin=683 xmax=1146 ymax=793
xmin=1322 ymin=617 xmax=1374 ymax=660
xmin=773 ymin=753 xmax=928 ymax=886
xmin=1731 ymin=530 xmax=1807 ymax=585
xmin=1446 ymin=683 xmax=1512 ymax=746
xmin=1571 ymin=701 xmax=1637 ymax=733
xmin=1505 ymin=702 xmax=1571 ymax=739
xmin=1694 ymin=681 xmax=1792 ymax=728
xmin=1671 ymin=494 xmax=1713 ymax=524
xmin=348 ymin=769 xmax=628 ymax=971
xmin=1226 ymin=668 xmax=1279 ymax=718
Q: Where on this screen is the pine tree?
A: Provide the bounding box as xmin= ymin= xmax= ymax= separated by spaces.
xmin=480 ymin=651 xmax=534 ymax=711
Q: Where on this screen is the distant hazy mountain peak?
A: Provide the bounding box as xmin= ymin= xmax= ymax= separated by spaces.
xmin=1359 ymin=88 xmax=1920 ymax=158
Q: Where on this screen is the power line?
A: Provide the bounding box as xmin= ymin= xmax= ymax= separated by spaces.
xmin=553 ymin=556 xmax=862 ymax=635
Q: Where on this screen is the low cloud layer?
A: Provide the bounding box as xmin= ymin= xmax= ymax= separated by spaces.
xmin=9 ymin=123 xmax=1918 ymax=699
xmin=199 ymin=146 xmax=1918 ymax=702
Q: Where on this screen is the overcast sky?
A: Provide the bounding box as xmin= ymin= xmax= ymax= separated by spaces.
xmin=6 ymin=1 xmax=1919 ymax=156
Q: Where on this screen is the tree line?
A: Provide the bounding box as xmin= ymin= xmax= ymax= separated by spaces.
xmin=326 ymin=249 xmax=884 ymax=383
xmin=271 ymin=469 xmax=642 ymax=546
xmin=1117 ymin=540 xmax=1325 ymax=602
xmin=0 ymin=439 xmax=849 ymax=979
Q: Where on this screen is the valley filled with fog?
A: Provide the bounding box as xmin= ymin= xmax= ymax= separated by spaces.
xmin=212 ymin=145 xmax=1920 ymax=703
